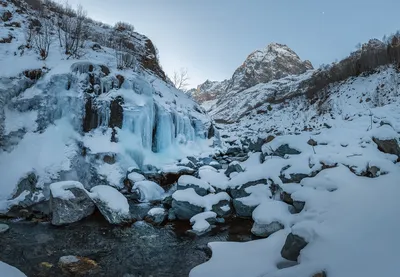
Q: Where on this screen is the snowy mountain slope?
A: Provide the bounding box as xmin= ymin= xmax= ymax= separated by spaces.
xmin=0 ymin=1 xmax=215 ymax=211
xmin=187 ymin=79 xmax=229 ymax=107
xmin=225 ymin=43 xmax=313 ymax=94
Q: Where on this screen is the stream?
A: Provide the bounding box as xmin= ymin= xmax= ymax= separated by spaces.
xmin=0 ymin=213 xmax=255 ymax=277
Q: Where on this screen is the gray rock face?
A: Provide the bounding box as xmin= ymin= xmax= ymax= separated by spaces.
xmin=188 ymin=79 xmax=230 ymax=104
xmin=280 ymin=233 xmax=308 ymax=261
xmin=372 ymin=137 xmax=400 ymax=159
xmin=251 ymin=221 xmax=284 ymax=237
xmin=211 ymin=200 xmax=232 ymax=217
xmin=272 ymin=144 xmax=301 ymax=157
xmin=232 ymin=199 xmax=257 ymax=218
xmin=171 ymin=200 xmax=204 ymax=220
xmin=0 ymin=223 xmax=9 ymax=233
xmin=50 ymin=187 xmax=95 ymax=226
xmin=224 ymin=162 xmax=244 ymax=177
xmin=230 ymin=179 xmax=268 ymax=199
xmin=226 ymin=43 xmax=313 ymax=93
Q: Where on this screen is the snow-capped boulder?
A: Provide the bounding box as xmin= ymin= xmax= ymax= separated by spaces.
xmin=177 ymin=175 xmax=214 ymax=196
xmin=0 ymin=261 xmax=27 ymax=277
xmin=146 ymin=207 xmax=167 ymax=225
xmin=171 ymin=189 xmax=204 ymax=220
xmin=0 ymin=223 xmax=9 ymax=233
xmin=127 ymin=172 xmax=146 ymax=183
xmin=232 ymin=198 xmax=258 ymax=218
xmin=232 ymin=184 xmax=271 ymax=217
xmin=90 ymin=185 xmax=131 ymax=224
xmin=189 ymin=211 xmax=217 ymax=235
xmin=251 ymin=221 xmax=284 ymax=238
xmin=132 ymin=181 xmax=165 ymax=202
xmin=209 ymin=161 xmax=222 ymax=170
xmin=211 ymin=199 xmax=232 ymax=217
xmin=280 ymin=233 xmax=308 ymax=261
xmin=224 ymin=161 xmax=244 ymax=177
xmin=280 ymin=191 xmax=305 ymax=214
xmin=270 ymin=144 xmax=301 ymax=157
xmin=49 ymin=181 xmax=95 ymax=226
xmin=229 ymin=179 xmax=268 ymax=199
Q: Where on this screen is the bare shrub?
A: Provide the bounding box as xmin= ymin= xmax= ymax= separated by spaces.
xmin=32 ymin=17 xmax=53 ymax=60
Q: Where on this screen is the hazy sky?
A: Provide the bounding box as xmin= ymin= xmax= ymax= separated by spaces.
xmin=63 ymin=0 xmax=400 ymax=88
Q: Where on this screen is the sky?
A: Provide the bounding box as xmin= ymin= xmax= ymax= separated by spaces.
xmin=61 ymin=0 xmax=400 ymax=88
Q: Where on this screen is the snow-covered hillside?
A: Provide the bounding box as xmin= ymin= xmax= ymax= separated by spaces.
xmin=0 ymin=1 xmax=215 ymax=212
xmin=187 ymin=79 xmax=229 ymax=110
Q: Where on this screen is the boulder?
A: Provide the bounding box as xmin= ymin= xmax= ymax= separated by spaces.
xmin=232 ymin=199 xmax=257 ymax=218
xmin=177 ymin=175 xmax=213 ymax=196
xmin=251 ymin=221 xmax=284 ymax=237
xmin=307 ymin=139 xmax=318 ymax=146
xmin=226 ymin=146 xmax=242 ymax=156
xmin=224 ymin=161 xmax=244 ymax=177
xmin=90 ymin=185 xmax=131 ymax=224
xmin=230 ymin=179 xmax=268 ymax=199
xmin=280 ymin=233 xmax=308 ymax=261
xmin=372 ymin=137 xmax=400 ymax=159
xmin=211 ymin=199 xmax=232 ymax=217
xmin=280 ymin=173 xmax=309 ymax=184
xmin=273 ymin=144 xmax=301 ymax=157
xmin=171 ymin=200 xmax=204 ymax=220
xmin=49 ymin=182 xmax=95 ymax=226
xmin=209 ymin=161 xmax=222 ymax=170
xmin=145 ymin=207 xmax=167 ymax=225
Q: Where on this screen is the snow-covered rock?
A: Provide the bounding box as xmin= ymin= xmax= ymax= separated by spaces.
xmin=132 ymin=181 xmax=165 ymax=202
xmin=49 ymin=181 xmax=95 ymax=225
xmin=224 ymin=161 xmax=244 ymax=177
xmin=189 ymin=211 xmax=217 ymax=235
xmin=146 ymin=207 xmax=167 ymax=225
xmin=177 ymin=175 xmax=214 ymax=196
xmin=90 ymin=185 xmax=130 ymax=224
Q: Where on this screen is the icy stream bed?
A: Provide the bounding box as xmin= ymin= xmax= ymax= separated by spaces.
xmin=0 ymin=216 xmax=254 ymax=277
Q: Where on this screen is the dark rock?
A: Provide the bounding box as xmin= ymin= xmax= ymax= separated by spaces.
xmin=50 ymin=188 xmax=95 ymax=226
xmin=161 ymin=195 xmax=173 ymax=208
xmin=292 ymin=201 xmax=305 ymax=213
xmin=100 ymin=65 xmax=110 ymax=76
xmin=12 ymin=172 xmax=37 ymax=199
xmin=226 ymin=147 xmax=242 ymax=155
xmin=372 ymin=137 xmax=400 ymax=159
xmin=280 ymin=172 xmax=309 ymax=184
xmin=116 ymin=74 xmax=125 ymax=88
xmin=1 ymin=10 xmax=12 ymax=21
xmin=307 ymin=138 xmax=318 ymax=146
xmin=128 ymin=203 xmax=152 ymax=220
xmin=209 ymin=162 xmax=222 ymax=170
xmin=251 ymin=221 xmax=284 ymax=237
xmin=232 ymin=199 xmax=257 ymax=218
xmin=23 ymin=69 xmax=42 ymax=80
xmin=82 ymin=97 xmax=99 ymax=132
xmin=92 ymin=43 xmax=102 ymax=51
xmin=224 ymin=162 xmax=244 ymax=177
xmin=145 ymin=208 xmax=167 ymax=225
xmin=177 ymin=184 xmax=208 ymax=197
xmin=109 ymin=96 xmax=124 ymax=129
xmin=323 ymin=123 xmax=332 ymax=129
xmin=103 ymin=153 xmax=116 ymax=164
xmin=171 ymin=200 xmax=203 ymax=220
xmin=366 ymin=165 xmax=379 ymax=178
xmin=230 ymin=179 xmax=267 ymax=199
xmin=272 ymin=144 xmax=301 ymax=157
xmin=312 ymin=271 xmax=327 ymax=277
xmin=211 ymin=199 xmax=232 ymax=217
xmin=280 ymin=233 xmax=308 ymax=261
xmin=260 ymin=152 xmax=266 ymax=163
xmin=207 ymin=124 xmax=215 ymax=139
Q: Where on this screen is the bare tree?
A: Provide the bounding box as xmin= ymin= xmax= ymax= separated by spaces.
xmin=172 ymin=68 xmax=190 ymax=90
xmin=57 ymin=3 xmax=88 ymax=58
xmin=32 ymin=17 xmax=53 ymax=60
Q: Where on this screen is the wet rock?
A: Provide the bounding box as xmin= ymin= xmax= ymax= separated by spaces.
xmin=272 ymin=144 xmax=301 ymax=157
xmin=251 ymin=221 xmax=284 ymax=237
xmin=229 ymin=179 xmax=268 ymax=199
xmin=0 ymin=223 xmax=9 ymax=233
xmin=50 ymin=187 xmax=95 ymax=226
xmin=161 ymin=195 xmax=173 ymax=208
xmin=59 ymin=256 xmax=98 ymax=276
xmin=280 ymin=233 xmax=308 ymax=261
xmin=232 ymin=199 xmax=257 ymax=218
xmin=171 ymin=200 xmax=204 ymax=220
xmin=211 ymin=200 xmax=232 ymax=217
xmin=145 ymin=207 xmax=167 ymax=225
xmin=224 ymin=161 xmax=244 ymax=177
xmin=128 ymin=203 xmax=152 ymax=220
xmin=372 ymin=137 xmax=400 ymax=159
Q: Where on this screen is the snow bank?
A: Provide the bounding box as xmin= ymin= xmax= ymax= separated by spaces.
xmin=50 ymin=181 xmax=86 ymax=200
xmin=173 ymin=188 xmax=230 ymax=210
xmin=252 ymin=200 xmax=292 ymax=226
xmin=127 ymin=172 xmax=146 ymax=183
xmin=0 ymin=262 xmax=27 ymax=277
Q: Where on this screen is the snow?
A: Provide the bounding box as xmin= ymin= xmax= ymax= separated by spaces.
xmin=172 ymin=188 xmax=230 ymax=210
xmin=178 ymin=175 xmax=213 ymax=191
xmin=0 ymin=261 xmax=27 ymax=277
xmin=148 ymin=207 xmax=166 ymax=216
xmin=252 ymin=200 xmax=292 ymax=226
xmin=89 ymin=185 xmax=129 ymax=215
xmin=190 ymin=211 xmax=217 ymax=232
xmin=369 ymin=124 xmax=399 ymax=140
xmin=236 ymin=184 xmax=272 ymax=206
xmin=198 ymin=166 xmax=229 ymax=190
xmin=49 ymin=181 xmax=86 ymax=200
xmin=127 ymin=172 xmax=146 ymax=183
xmin=132 ymin=181 xmax=165 ymax=202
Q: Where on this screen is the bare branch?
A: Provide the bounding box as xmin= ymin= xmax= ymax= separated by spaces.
xmin=172 ymin=68 xmax=190 ymax=90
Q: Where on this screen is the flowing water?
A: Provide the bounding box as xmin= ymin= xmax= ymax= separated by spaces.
xmin=0 ymin=214 xmax=255 ymax=277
